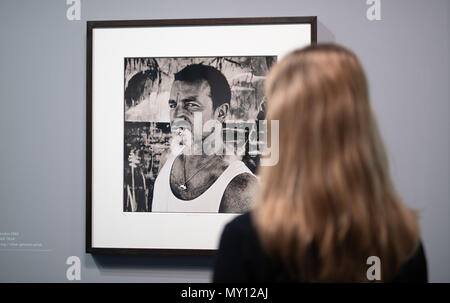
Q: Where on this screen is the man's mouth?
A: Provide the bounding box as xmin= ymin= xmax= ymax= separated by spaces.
xmin=174 ymin=127 xmax=188 ymax=138
xmin=171 ymin=120 xmax=192 ymax=135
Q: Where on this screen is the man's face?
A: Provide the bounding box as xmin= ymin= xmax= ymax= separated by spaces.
xmin=168 ymin=80 xmax=215 ymax=139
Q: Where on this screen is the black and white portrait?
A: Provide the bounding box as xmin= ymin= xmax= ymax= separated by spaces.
xmin=123 ymin=56 xmax=276 ymax=213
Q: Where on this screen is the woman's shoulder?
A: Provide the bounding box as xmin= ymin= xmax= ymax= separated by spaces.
xmin=225 ymin=211 xmax=256 ymax=235
xmin=220 ymin=211 xmax=266 ymax=258
xmin=219 ymin=212 xmax=301 ymax=282
xmin=221 ymin=212 xmax=271 ymax=264
xmin=223 ymin=215 xmax=429 ymax=283
xmin=214 ymin=211 xmax=270 ymax=282
xmin=222 ymin=212 xmax=257 ymax=237
xmin=391 ymin=241 xmax=428 ymax=282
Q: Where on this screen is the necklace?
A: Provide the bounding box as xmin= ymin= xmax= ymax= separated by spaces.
xmin=179 ymin=155 xmax=217 ymax=191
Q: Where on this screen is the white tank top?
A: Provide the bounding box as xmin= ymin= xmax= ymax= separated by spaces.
xmin=151 ymin=151 xmax=253 ymax=213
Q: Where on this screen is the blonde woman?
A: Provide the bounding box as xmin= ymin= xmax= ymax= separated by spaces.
xmin=213 ymin=44 xmax=427 ymax=282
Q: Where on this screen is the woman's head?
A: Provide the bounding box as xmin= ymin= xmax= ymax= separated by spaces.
xmin=255 ymin=44 xmax=419 ymax=282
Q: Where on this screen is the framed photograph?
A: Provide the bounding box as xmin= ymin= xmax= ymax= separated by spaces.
xmin=87 ymin=16 xmax=317 ymax=254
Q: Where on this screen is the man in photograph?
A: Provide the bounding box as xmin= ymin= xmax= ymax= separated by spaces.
xmin=151 ymin=64 xmax=258 ymax=213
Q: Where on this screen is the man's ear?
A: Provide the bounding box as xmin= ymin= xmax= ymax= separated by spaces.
xmin=215 ymin=103 xmax=229 ymax=122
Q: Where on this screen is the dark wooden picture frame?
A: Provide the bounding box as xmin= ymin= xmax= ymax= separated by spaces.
xmin=86 ymin=16 xmax=317 ymax=255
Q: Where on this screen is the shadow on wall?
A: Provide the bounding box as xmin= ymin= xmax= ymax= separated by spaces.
xmin=85 ymin=253 xmax=214 ymax=277
xmin=317 ymin=20 xmax=335 ymax=43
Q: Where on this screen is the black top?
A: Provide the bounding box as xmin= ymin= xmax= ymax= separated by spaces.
xmin=213 ymin=212 xmax=428 ymax=283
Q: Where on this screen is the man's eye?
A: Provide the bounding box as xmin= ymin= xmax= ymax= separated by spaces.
xmin=186 ymin=103 xmax=198 ymax=109
xmin=169 ymin=102 xmax=176 ymax=108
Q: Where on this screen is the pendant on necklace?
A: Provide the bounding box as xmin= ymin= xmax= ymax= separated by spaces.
xmin=179 ymin=184 xmax=187 ymax=190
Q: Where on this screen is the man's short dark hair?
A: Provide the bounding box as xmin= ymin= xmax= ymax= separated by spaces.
xmin=174 ymin=64 xmax=231 ymax=110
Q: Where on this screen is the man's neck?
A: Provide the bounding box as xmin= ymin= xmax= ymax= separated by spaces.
xmin=181 ymin=154 xmax=224 ymax=171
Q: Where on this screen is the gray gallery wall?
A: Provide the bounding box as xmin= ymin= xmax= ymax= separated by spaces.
xmin=0 ymin=0 xmax=448 ymax=282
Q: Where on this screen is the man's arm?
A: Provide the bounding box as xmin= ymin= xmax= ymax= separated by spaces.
xmin=219 ymin=173 xmax=258 ymax=213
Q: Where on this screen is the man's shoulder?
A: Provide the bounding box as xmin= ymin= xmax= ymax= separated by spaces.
xmin=219 ymin=172 xmax=258 ymax=213
xmin=228 ymin=171 xmax=258 ymax=187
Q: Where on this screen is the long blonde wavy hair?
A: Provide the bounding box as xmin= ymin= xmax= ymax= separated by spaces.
xmin=253 ymin=44 xmax=420 ymax=282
